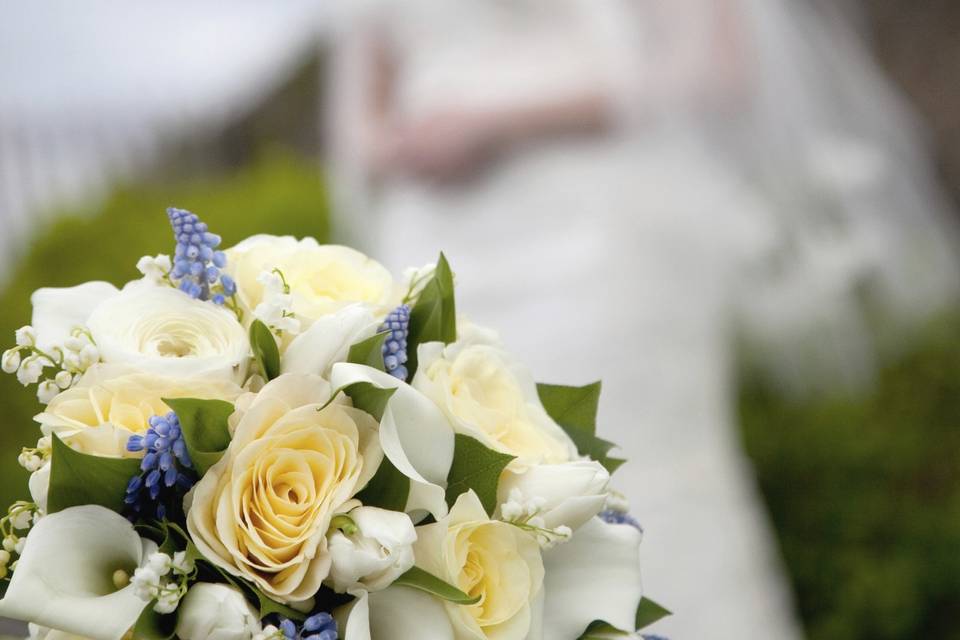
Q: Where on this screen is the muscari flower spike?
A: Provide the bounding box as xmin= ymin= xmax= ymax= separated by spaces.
xmin=278 ymin=612 xmax=338 ymax=640
xmin=124 ymin=411 xmax=195 ymax=521
xmin=598 ymin=509 xmax=644 ymax=533
xmin=167 ymin=207 xmax=235 ymax=304
xmin=380 ymin=304 xmax=410 ymax=380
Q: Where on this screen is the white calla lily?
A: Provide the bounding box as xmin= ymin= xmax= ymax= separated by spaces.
xmin=0 ymin=506 xmax=157 ymax=640
xmin=497 ymin=461 xmax=610 ymax=532
xmin=30 ymin=282 xmax=119 ymax=351
xmin=329 ymin=362 xmax=455 ymax=520
xmin=281 ymin=305 xmax=379 ymax=377
xmin=541 ymin=516 xmax=643 ymax=638
xmin=335 ymin=586 xmax=457 ymax=640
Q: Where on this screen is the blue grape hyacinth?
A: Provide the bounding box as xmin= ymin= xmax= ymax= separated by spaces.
xmin=278 ymin=613 xmax=338 ymax=640
xmin=124 ymin=411 xmax=195 ymax=520
xmin=380 ymin=304 xmax=410 ymax=380
xmin=598 ymin=509 xmax=644 ymax=533
xmin=167 ymin=207 xmax=235 ymax=303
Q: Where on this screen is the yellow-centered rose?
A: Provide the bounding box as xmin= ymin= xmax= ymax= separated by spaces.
xmin=224 ymin=236 xmax=396 ymax=327
xmin=35 ymin=365 xmax=242 ymax=458
xmin=412 ymin=491 xmax=544 ymax=640
xmin=413 ymin=336 xmax=576 ymax=466
xmin=187 ymin=373 xmax=382 ymax=603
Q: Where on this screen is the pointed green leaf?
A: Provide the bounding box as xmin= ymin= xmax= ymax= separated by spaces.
xmin=393 ymin=566 xmax=480 ymax=605
xmin=445 ymin=434 xmax=515 ymax=516
xmin=635 ymin=597 xmax=672 ymax=630
xmin=250 ymin=318 xmax=281 ymax=380
xmin=406 ymin=252 xmax=456 ymax=376
xmin=577 ymin=621 xmax=631 ymax=639
xmin=538 ymin=381 xmax=602 ymax=436
xmin=47 ymin=434 xmax=142 ymax=514
xmin=164 ymin=397 xmax=235 ymax=475
xmin=538 ymin=382 xmax=626 ymax=473
xmin=342 ymin=382 xmax=396 ymax=422
xmin=347 ymin=331 xmax=389 ymax=372
xmin=355 ymin=457 xmax=410 ymax=512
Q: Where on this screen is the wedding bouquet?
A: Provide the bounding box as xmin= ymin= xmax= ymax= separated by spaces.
xmin=0 ymin=209 xmax=668 ymax=640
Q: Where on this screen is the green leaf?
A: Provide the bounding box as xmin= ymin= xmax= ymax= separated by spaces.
xmin=445 ymin=434 xmax=515 ymax=516
xmin=355 ymin=457 xmax=410 ymax=512
xmin=393 ymin=566 xmax=480 ymax=605
xmin=342 ymin=382 xmax=396 ymax=422
xmin=577 ymin=621 xmax=632 ymax=639
xmin=133 ymin=607 xmax=178 ymax=640
xmin=537 ymin=382 xmax=625 ymax=474
xmin=635 ymin=597 xmax=672 ymax=630
xmin=575 ymin=598 xmax=671 ymax=639
xmin=250 ymin=318 xmax=281 ymax=380
xmin=347 ymin=331 xmax=389 ymax=372
xmin=164 ymin=397 xmax=235 ymax=475
xmin=47 ymin=434 xmax=142 ymax=514
xmin=406 ymin=252 xmax=456 ymax=376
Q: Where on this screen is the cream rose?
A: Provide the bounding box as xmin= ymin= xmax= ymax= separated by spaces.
xmin=86 ymin=284 xmax=250 ymax=384
xmin=35 ymin=365 xmax=242 ymax=459
xmin=413 ymin=335 xmax=576 ymax=466
xmin=187 ymin=373 xmax=382 ymax=603
xmin=404 ymin=491 xmax=544 ymax=640
xmin=224 ymin=236 xmax=395 ymax=329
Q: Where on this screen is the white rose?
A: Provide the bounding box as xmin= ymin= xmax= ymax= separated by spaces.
xmin=413 ymin=334 xmax=577 ymax=467
xmin=176 ymin=583 xmax=261 ymax=640
xmin=367 ymin=491 xmax=544 ymax=640
xmin=35 ymin=365 xmax=242 ymax=459
xmin=86 ymin=284 xmax=250 ymax=383
xmin=224 ymin=236 xmax=396 ymax=330
xmin=497 ymin=461 xmax=610 ymax=532
xmin=0 ymin=506 xmax=156 ymax=640
xmin=328 ymin=507 xmax=417 ymax=594
xmin=187 ymin=373 xmax=383 ymax=603
xmin=349 ymin=513 xmax=646 ymax=640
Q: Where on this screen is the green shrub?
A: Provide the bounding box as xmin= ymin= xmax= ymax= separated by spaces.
xmin=739 ymin=313 xmax=960 ymax=639
xmin=0 ymin=150 xmax=330 ymax=509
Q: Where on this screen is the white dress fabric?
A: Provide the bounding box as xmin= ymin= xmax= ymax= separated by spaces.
xmin=328 ymin=1 xmax=960 ymax=638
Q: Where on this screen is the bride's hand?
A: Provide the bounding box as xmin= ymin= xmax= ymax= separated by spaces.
xmin=390 ymin=110 xmax=501 ymax=183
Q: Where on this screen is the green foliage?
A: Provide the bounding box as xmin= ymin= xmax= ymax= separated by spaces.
xmin=445 ymin=434 xmax=515 ymax=516
xmin=133 ymin=607 xmax=177 ymax=640
xmin=392 ymin=566 xmax=480 ymax=605
xmin=0 ymin=149 xmax=329 ymax=509
xmin=249 ymin=319 xmax=281 ymax=381
xmin=738 ymin=312 xmax=960 ymax=640
xmin=342 ymin=382 xmax=396 ymax=422
xmin=355 ymin=457 xmax=409 ymax=512
xmin=406 ymin=253 xmax=456 ymax=376
xmin=537 ymin=382 xmax=625 ymax=473
xmin=165 ymin=397 xmax=235 ymax=475
xmin=347 ymin=332 xmax=389 ymax=372
xmin=634 ymin=597 xmax=672 ymax=630
xmin=47 ymin=434 xmax=142 ymax=514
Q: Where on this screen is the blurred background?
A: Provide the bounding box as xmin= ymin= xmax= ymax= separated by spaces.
xmin=2 ymin=2 xmax=959 ymax=639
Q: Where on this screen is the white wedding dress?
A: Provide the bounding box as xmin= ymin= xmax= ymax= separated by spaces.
xmin=328 ymin=1 xmax=959 ymax=638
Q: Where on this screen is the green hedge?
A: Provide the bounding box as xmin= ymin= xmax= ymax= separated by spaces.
xmin=0 ymin=150 xmax=330 ymax=509
xmin=739 ymin=313 xmax=960 ymax=640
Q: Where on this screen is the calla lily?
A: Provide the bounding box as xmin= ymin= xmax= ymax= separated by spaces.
xmin=335 ymin=587 xmax=457 ymax=640
xmin=497 ymin=461 xmax=610 ymax=532
xmin=540 ymin=516 xmax=643 ymax=638
xmin=329 ymin=362 xmax=455 ymax=520
xmin=30 ymin=282 xmax=119 ymax=350
xmin=281 ymin=305 xmax=380 ymax=377
xmin=0 ymin=506 xmax=156 ymax=640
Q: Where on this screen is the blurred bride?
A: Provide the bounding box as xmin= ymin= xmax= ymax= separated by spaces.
xmin=327 ymin=1 xmax=959 ymax=637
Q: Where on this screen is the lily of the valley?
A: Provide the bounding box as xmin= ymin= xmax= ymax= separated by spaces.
xmin=0 ymin=506 xmax=157 ymax=640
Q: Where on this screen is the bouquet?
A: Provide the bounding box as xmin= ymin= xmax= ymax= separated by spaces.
xmin=0 ymin=209 xmax=669 ymax=640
